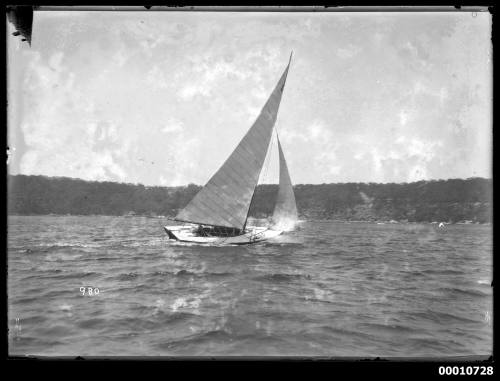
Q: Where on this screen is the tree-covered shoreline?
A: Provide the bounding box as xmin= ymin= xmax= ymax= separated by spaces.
xmin=7 ymin=174 xmax=492 ymax=224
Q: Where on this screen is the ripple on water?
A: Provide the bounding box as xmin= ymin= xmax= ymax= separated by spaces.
xmin=7 ymin=217 xmax=493 ymax=357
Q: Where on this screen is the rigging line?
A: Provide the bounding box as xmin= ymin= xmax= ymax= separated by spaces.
xmin=242 ymin=134 xmax=274 ymax=231
xmin=261 ymin=128 xmax=275 ymax=185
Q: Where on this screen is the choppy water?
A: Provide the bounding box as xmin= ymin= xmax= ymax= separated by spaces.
xmin=8 ymin=216 xmax=492 ymax=357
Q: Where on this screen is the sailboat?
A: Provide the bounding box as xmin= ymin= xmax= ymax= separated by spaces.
xmin=164 ymin=53 xmax=298 ymax=245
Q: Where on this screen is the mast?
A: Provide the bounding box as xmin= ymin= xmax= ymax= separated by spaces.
xmin=243 ymin=52 xmax=293 ymax=231
xmin=175 ymin=52 xmax=294 ymax=230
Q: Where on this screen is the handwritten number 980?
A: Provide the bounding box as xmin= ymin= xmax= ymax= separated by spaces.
xmin=80 ymin=287 xmax=99 ymax=296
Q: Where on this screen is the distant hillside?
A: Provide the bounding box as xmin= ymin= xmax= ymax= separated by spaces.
xmin=7 ymin=175 xmax=492 ymax=223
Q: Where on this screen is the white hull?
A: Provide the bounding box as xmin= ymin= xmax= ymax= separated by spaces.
xmin=164 ymin=225 xmax=283 ymax=245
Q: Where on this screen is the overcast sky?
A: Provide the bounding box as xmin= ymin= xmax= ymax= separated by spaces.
xmin=7 ymin=10 xmax=492 ymax=186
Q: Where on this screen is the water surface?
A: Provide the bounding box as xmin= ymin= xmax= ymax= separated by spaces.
xmin=8 ymin=216 xmax=493 ymax=357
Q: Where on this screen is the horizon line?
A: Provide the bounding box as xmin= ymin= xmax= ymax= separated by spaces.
xmin=6 ymin=173 xmax=492 ymax=188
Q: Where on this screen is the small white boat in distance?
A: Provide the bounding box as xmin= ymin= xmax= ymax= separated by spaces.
xmin=164 ymin=52 xmax=298 ymax=245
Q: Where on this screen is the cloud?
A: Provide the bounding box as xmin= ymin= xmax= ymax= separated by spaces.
xmin=405 ymin=138 xmax=443 ymax=162
xmin=18 ymin=49 xmax=129 ymax=183
xmin=336 ymin=44 xmax=361 ymax=59
xmin=113 ymin=48 xmax=127 ymax=67
xmin=48 ymin=51 xmax=64 ymax=71
xmin=278 ymin=119 xmax=340 ymax=183
xmin=159 ymin=175 xmax=168 ymax=186
xmin=160 ymin=136 xmax=201 ymax=186
xmin=361 ymin=137 xmax=445 ymax=183
xmin=146 ymin=65 xmax=170 ymax=89
xmin=161 ymin=118 xmax=184 ymax=134
xmin=177 ymin=53 xmax=266 ymax=101
xmin=179 ymin=83 xmax=211 ymax=100
xmin=281 ymin=119 xmax=332 ymax=145
xmin=399 ymin=110 xmax=409 ymax=126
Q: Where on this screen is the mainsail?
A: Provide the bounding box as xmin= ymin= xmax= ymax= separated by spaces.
xmin=175 ymin=53 xmax=293 ymax=230
xmin=271 ymin=134 xmax=298 ymax=230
